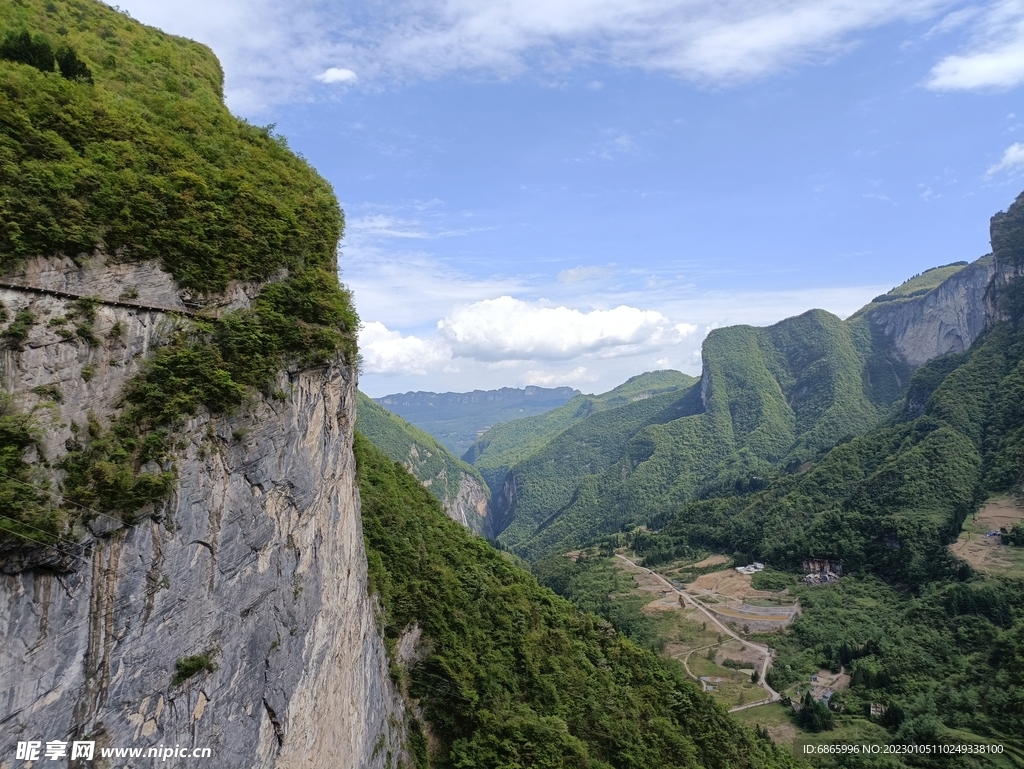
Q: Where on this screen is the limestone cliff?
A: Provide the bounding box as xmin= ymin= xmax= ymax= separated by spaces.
xmin=0 ymin=257 xmax=406 ymax=769
xmin=403 ymin=446 xmax=490 ymax=536
xmin=861 ymin=256 xmax=998 ymax=366
xmin=446 ymin=470 xmax=491 ymax=537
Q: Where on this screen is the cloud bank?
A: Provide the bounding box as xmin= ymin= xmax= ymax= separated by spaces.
xmin=927 ymin=1 xmax=1024 ymax=91
xmin=358 ymin=296 xmax=698 ymax=375
xmin=117 ymin=0 xmax=978 ymax=110
xmin=987 ymin=142 xmax=1024 ymax=176
xmin=437 ymin=296 xmax=692 ymax=361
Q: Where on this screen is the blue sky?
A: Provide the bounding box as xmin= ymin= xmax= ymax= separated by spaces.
xmin=117 ymin=0 xmax=1024 ymax=396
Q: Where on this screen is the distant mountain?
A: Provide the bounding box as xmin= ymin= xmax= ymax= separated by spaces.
xmin=663 ymin=205 xmax=1024 ymax=581
xmin=375 ymin=385 xmax=580 ymax=456
xmin=472 ymin=256 xmax=997 ymax=561
xmin=463 ymin=370 xmax=698 ymax=493
xmin=356 ymin=392 xmax=491 ymax=536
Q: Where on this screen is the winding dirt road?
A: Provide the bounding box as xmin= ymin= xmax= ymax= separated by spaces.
xmin=615 ymin=554 xmax=780 ymax=712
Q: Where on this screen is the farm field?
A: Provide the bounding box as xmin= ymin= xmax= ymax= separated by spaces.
xmin=950 ymin=496 xmax=1024 ymax=575
xmin=612 ymin=553 xmax=785 ymax=710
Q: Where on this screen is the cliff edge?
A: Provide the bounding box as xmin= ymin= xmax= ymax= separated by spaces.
xmin=0 ymin=257 xmax=405 ymax=768
xmin=0 ymin=0 xmax=406 ymax=764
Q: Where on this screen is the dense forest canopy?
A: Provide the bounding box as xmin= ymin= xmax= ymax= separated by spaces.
xmin=0 ymin=0 xmax=358 ymax=547
xmin=355 ymin=434 xmax=799 ymax=769
xmin=516 ymin=193 xmax=1024 ymax=764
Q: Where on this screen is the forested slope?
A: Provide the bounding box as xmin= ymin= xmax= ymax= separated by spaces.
xmin=489 ymin=287 xmax=957 ymax=559
xmin=356 ymin=392 xmax=491 ymax=535
xmin=465 ymin=370 xmax=696 ymax=493
xmin=355 ymin=433 xmax=800 ymax=769
xmin=648 ymin=193 xmax=1024 ymax=584
xmin=614 ymin=195 xmax=1024 ymax=756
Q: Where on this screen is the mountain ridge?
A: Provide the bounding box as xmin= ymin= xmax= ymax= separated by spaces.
xmin=475 ymin=252 xmax=1001 ymax=561
xmin=377 ymin=385 xmax=581 ymax=456
xmin=356 ymin=391 xmax=491 ymax=536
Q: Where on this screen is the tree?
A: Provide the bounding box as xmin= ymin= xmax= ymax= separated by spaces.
xmin=1004 ymin=521 xmax=1024 ymax=547
xmin=797 ymin=692 xmax=834 ymax=732
xmin=56 ymin=45 xmax=93 ymax=83
xmin=0 ymin=31 xmax=54 ymax=72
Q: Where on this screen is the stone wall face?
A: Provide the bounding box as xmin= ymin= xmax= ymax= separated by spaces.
xmin=866 ymin=258 xmax=997 ymax=367
xmin=0 ymin=258 xmax=405 ymax=769
xmin=448 ymin=471 xmax=491 ymax=537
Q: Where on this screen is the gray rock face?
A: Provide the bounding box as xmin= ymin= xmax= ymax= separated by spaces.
xmin=0 ymin=258 xmax=406 ymax=769
xmin=864 ymin=257 xmax=997 ymax=366
xmin=447 ymin=471 xmax=491 ymax=537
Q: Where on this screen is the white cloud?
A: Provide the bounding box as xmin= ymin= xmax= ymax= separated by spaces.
xmin=347 ymin=214 xmax=431 ymax=240
xmin=924 ymin=7 xmax=982 ymax=38
xmin=118 ymin=0 xmax=953 ymax=110
xmin=987 ymin=142 xmax=1024 ymax=175
xmin=358 ymin=321 xmax=450 ymax=375
xmin=557 ymin=265 xmax=611 ymax=283
xmin=521 ymin=366 xmax=594 ymax=386
xmin=437 ymin=296 xmax=684 ymax=361
xmin=927 ymin=0 xmax=1024 ymax=91
xmin=362 ymin=0 xmax=949 ymax=85
xmin=317 ymin=67 xmax=358 ymax=83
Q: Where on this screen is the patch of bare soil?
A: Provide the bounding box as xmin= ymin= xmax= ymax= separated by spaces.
xmin=692 ymin=554 xmax=730 ymax=568
xmin=715 ymin=641 xmax=765 ymax=669
xmin=976 ymin=496 xmax=1024 ymax=530
xmin=617 ymin=557 xmax=678 ymax=598
xmin=642 ymin=595 xmax=684 ymax=613
xmin=686 ymin=569 xmax=772 ymax=600
xmin=950 ymin=496 xmax=1024 ymax=574
xmin=767 ymin=722 xmax=799 ymax=745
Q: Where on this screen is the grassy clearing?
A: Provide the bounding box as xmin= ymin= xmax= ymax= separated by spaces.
xmin=950 ymin=496 xmax=1024 ymax=576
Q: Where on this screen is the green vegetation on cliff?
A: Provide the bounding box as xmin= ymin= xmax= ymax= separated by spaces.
xmin=355 ymin=433 xmax=798 ymax=769
xmin=0 ymin=0 xmax=341 ymax=292
xmin=870 ymin=261 xmax=971 ymax=303
xmin=356 ymin=392 xmax=489 ymax=533
xmin=488 ymin=306 xmax=912 ymax=561
xmin=0 ymin=0 xmax=358 ymax=546
xmin=0 ymin=395 xmax=56 ymax=543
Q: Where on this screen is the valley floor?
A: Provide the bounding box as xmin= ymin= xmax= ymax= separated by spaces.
xmin=611 ymin=552 xmax=781 ymax=711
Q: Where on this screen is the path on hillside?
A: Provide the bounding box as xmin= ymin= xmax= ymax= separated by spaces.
xmin=0 ymin=279 xmax=196 ymax=316
xmin=615 ymin=554 xmax=780 ymax=712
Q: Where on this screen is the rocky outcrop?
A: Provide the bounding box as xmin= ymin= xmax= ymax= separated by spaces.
xmin=0 ymin=258 xmax=406 ymax=769
xmin=405 ymin=450 xmax=489 ymax=536
xmin=448 ymin=471 xmax=491 ymax=537
xmin=987 ymin=192 xmax=1024 ymax=323
xmin=864 ymin=257 xmax=997 ymax=366
xmin=489 ymin=471 xmax=519 ymax=539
